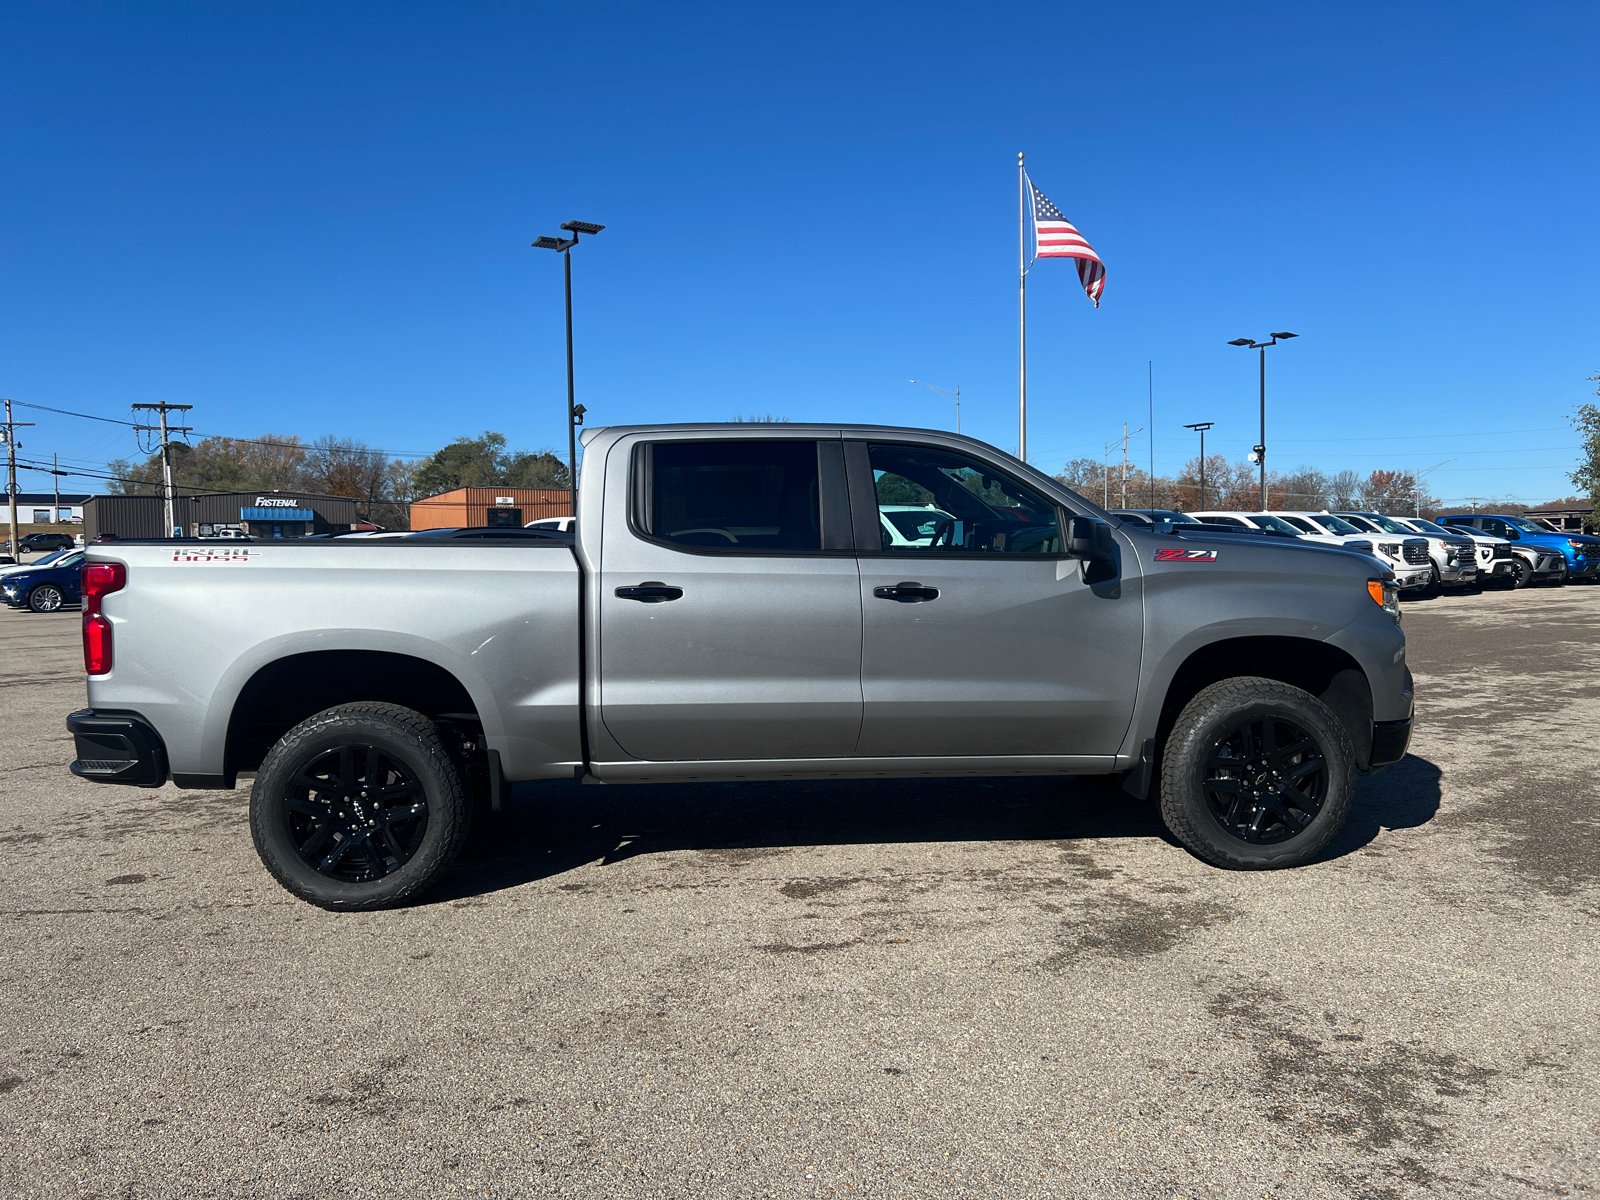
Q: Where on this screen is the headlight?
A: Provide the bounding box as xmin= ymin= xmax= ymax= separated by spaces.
xmin=1367 ymin=578 xmax=1401 ymax=617
xmin=1379 ymin=542 xmax=1400 ymax=557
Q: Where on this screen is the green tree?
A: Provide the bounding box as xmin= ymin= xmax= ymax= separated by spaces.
xmin=412 ymin=431 xmax=571 ymax=498
xmin=1567 ymin=373 xmax=1600 ymax=512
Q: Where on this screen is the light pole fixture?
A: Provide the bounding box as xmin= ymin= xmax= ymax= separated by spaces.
xmin=1227 ymin=332 xmax=1297 ymax=510
xmin=1183 ymin=421 xmax=1214 ymax=509
xmin=533 ymin=219 xmax=606 ymax=523
xmin=908 ymin=380 xmax=961 ymax=433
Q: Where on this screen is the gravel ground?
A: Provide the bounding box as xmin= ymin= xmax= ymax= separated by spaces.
xmin=1 ymin=584 xmax=1596 ymax=1199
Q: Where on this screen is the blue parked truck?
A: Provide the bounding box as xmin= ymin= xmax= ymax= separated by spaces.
xmin=1439 ymin=514 xmax=1600 ymax=585
xmin=1 ymin=550 xmax=85 ymax=612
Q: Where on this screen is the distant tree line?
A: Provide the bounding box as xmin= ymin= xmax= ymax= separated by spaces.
xmin=109 ymin=431 xmax=567 ymax=529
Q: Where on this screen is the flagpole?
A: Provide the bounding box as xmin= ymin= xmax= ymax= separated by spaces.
xmin=1018 ymin=151 xmax=1027 ymax=462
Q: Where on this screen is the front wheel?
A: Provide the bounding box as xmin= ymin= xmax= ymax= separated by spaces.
xmin=28 ymin=584 xmax=64 ymax=612
xmin=1509 ymin=557 xmax=1534 ymax=588
xmin=1158 ymin=677 xmax=1355 ymax=870
xmin=250 ymin=702 xmax=472 ymax=910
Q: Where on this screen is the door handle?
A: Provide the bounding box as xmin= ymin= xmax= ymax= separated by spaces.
xmin=872 ymin=582 xmax=940 ymax=603
xmin=615 ymin=582 xmax=684 ymax=603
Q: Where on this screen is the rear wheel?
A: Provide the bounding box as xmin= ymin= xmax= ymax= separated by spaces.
xmin=1159 ymin=677 xmax=1355 ymax=870
xmin=28 ymin=584 xmax=64 ymax=613
xmin=250 ymin=703 xmax=471 ymax=910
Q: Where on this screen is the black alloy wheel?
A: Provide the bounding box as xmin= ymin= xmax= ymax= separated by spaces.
xmin=1510 ymin=558 xmax=1534 ymax=589
xmin=1200 ymin=714 xmax=1328 ymax=845
xmin=283 ymin=743 xmax=430 ymax=882
xmin=1159 ymin=677 xmax=1355 ymax=870
xmin=250 ymin=702 xmax=472 ymax=910
xmin=28 ymin=584 xmax=64 ymax=613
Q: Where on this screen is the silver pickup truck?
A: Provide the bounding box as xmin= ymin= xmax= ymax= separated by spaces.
xmin=67 ymin=424 xmax=1414 ymax=909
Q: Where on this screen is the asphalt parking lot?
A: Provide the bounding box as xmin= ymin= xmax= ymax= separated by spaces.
xmin=2 ymin=586 xmax=1596 ymax=1200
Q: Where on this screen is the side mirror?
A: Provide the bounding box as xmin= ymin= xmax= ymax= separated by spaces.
xmin=1505 ymin=528 xmax=1519 ymax=540
xmin=1067 ymin=516 xmax=1114 ymax=561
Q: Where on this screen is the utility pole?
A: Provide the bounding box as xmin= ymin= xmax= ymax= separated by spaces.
xmin=1119 ymin=422 xmax=1144 ymax=509
xmin=908 ymin=380 xmax=961 ymax=433
xmin=131 ymin=402 xmax=194 ymax=538
xmin=2 ymin=400 xmax=35 ymax=556
xmin=1184 ymin=422 xmax=1214 ymax=510
xmin=52 ymin=453 xmax=60 ymax=523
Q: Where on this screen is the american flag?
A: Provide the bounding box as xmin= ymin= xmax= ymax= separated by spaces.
xmin=1029 ymin=180 xmax=1105 ymax=307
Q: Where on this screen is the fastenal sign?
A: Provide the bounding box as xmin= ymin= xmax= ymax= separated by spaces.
xmin=254 ymin=497 xmax=302 ymax=507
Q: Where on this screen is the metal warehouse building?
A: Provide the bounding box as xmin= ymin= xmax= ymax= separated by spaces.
xmin=84 ymin=491 xmax=361 ymax=540
xmin=410 ymin=487 xmax=571 ymax=531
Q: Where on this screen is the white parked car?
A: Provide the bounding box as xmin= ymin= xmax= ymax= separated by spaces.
xmin=1334 ymin=511 xmax=1477 ymax=594
xmin=878 ymin=504 xmax=958 ymax=548
xmin=1395 ymin=517 xmax=1515 ymax=588
xmin=1267 ymin=511 xmax=1433 ymax=591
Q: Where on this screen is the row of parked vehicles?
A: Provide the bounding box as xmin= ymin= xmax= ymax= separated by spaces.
xmin=1108 ymin=508 xmax=1598 ymax=595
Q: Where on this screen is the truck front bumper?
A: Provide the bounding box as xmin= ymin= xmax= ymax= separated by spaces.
xmin=67 ymin=709 xmax=169 ymax=788
xmin=1370 ymin=717 xmax=1413 ymax=769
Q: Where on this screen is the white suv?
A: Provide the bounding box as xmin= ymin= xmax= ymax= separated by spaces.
xmin=1268 ymin=511 xmax=1433 ymax=590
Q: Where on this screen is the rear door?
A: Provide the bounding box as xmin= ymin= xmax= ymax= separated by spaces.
xmin=849 ymin=440 xmax=1141 ymax=758
xmin=597 ymin=436 xmax=863 ymax=762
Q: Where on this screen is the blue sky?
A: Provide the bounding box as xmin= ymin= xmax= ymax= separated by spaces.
xmin=3 ymin=1 xmax=1597 ymax=504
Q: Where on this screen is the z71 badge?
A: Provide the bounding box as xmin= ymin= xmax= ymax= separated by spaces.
xmin=1155 ymin=548 xmax=1219 ymax=562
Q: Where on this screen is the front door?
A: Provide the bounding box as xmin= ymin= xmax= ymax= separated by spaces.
xmin=851 ymin=440 xmax=1142 ymax=758
xmin=598 ymin=437 xmax=862 ymax=762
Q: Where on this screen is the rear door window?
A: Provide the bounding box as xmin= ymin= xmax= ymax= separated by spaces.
xmin=644 ymin=440 xmax=822 ymax=551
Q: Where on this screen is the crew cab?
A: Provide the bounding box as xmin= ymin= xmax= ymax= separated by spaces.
xmin=1440 ymin=514 xmax=1600 ymax=584
xmin=1397 ymin=517 xmax=1514 ymax=587
xmin=65 ymin=424 xmax=1414 ymax=909
xmin=1334 ymin=511 xmax=1477 ymax=595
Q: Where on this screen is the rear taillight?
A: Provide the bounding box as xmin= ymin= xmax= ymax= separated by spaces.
xmin=82 ymin=562 xmax=126 ymax=675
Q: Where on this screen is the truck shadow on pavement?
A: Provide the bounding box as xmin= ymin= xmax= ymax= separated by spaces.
xmin=429 ymin=755 xmax=1443 ymax=904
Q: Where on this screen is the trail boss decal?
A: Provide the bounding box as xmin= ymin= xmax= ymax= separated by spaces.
xmin=1154 ymin=548 xmax=1219 ymax=562
xmin=171 ymin=549 xmax=254 ymax=564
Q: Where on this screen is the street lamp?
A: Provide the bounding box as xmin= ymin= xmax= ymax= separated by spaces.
xmin=1183 ymin=421 xmax=1215 ymax=509
xmin=908 ymin=380 xmax=961 ymax=433
xmin=1227 ymin=332 xmax=1297 ymax=510
xmin=534 ymin=219 xmax=606 ymax=523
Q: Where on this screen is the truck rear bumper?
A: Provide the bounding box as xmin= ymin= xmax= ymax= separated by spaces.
xmin=67 ymin=709 xmax=169 ymax=788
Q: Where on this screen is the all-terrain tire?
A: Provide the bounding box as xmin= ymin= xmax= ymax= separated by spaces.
xmin=1158 ymin=676 xmax=1356 ymax=870
xmin=250 ymin=702 xmax=471 ymax=911
xmin=28 ymin=584 xmax=64 ymax=612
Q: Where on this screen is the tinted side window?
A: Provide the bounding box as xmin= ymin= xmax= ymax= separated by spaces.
xmin=647 ymin=441 xmax=821 ymax=551
xmin=1202 ymin=516 xmax=1248 ymax=528
xmin=868 ymin=443 xmax=1062 ymax=554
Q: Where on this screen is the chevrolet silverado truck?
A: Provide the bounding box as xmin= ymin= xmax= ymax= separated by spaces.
xmin=66 ymin=424 xmax=1414 ymax=909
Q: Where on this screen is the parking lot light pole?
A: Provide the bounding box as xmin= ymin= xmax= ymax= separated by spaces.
xmin=1183 ymin=421 xmax=1214 ymax=509
xmin=1228 ymin=332 xmax=1298 ymax=510
xmin=534 ymin=221 xmax=605 ymax=523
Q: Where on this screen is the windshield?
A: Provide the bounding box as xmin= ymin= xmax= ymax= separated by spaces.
xmin=25 ymin=550 xmax=68 ymax=567
xmin=1500 ymin=516 xmax=1540 ymax=532
xmin=1363 ymin=514 xmax=1416 ymax=534
xmin=1409 ymin=519 xmax=1450 ymax=535
xmin=1308 ymin=514 xmax=1364 ymax=536
xmin=1246 ymin=515 xmax=1304 ymax=536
